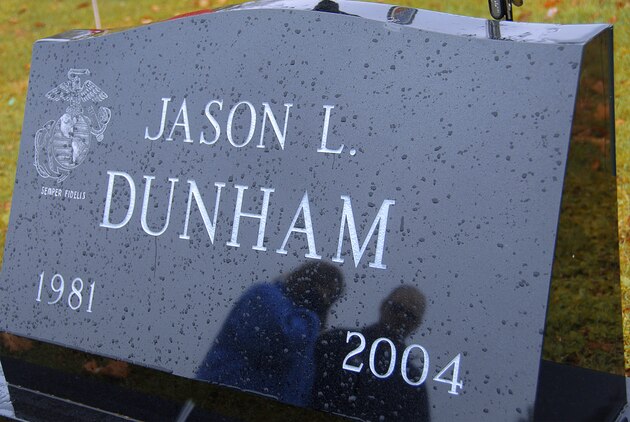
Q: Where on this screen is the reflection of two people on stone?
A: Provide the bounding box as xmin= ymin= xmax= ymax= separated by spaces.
xmin=195 ymin=262 xmax=344 ymax=406
xmin=196 ymin=263 xmax=428 ymax=420
xmin=312 ymin=285 xmax=430 ymax=421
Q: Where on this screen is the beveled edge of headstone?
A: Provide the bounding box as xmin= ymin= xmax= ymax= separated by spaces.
xmin=0 ymin=360 xmax=14 ymax=419
xmin=37 ymin=0 xmax=611 ymax=46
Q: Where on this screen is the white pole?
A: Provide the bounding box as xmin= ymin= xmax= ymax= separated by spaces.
xmin=92 ymin=0 xmax=102 ymax=29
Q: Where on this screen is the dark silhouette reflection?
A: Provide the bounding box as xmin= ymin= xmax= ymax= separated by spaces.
xmin=313 ymin=0 xmax=357 ymax=16
xmin=312 ymin=285 xmax=430 ymax=421
xmin=196 ymin=262 xmax=344 ymax=406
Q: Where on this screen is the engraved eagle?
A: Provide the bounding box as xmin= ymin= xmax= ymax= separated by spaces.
xmin=45 ymin=69 xmax=108 ymax=108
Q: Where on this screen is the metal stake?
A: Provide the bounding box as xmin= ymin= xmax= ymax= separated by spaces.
xmin=92 ymin=0 xmax=102 ymax=29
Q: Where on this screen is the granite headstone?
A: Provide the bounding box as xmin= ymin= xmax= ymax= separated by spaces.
xmin=0 ymin=1 xmax=624 ymax=420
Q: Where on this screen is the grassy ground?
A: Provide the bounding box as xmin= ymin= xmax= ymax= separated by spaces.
xmin=0 ymin=0 xmax=628 ymax=377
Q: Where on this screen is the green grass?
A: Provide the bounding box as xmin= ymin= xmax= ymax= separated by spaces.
xmin=0 ymin=0 xmax=629 ymax=375
xmin=543 ymin=139 xmax=624 ymax=374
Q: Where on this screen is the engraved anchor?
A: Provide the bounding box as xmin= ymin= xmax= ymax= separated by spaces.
xmin=34 ymin=68 xmax=111 ymax=182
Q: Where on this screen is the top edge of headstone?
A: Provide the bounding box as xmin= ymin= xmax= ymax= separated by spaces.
xmin=37 ymin=0 xmax=610 ymax=45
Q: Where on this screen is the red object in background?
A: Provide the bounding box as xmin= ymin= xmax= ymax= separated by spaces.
xmin=169 ymin=9 xmax=215 ymax=20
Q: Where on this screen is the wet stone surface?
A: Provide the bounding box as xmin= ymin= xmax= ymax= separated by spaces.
xmin=0 ymin=2 xmax=613 ymax=420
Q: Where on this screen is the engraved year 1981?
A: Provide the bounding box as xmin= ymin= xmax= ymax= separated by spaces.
xmin=35 ymin=271 xmax=96 ymax=313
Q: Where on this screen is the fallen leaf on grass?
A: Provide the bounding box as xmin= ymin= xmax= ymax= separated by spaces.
xmin=0 ymin=333 xmax=33 ymax=353
xmin=591 ymin=159 xmax=601 ymax=171
xmin=587 ymin=341 xmax=614 ymax=353
xmin=77 ymin=2 xmax=89 ymax=9
xmin=594 ymin=103 xmax=608 ymax=122
xmin=591 ymin=80 xmax=604 ymax=95
xmin=83 ymin=359 xmax=99 ymax=373
xmin=544 ymin=0 xmax=561 ymax=7
xmin=83 ymin=359 xmax=130 ymax=379
xmin=516 ymin=10 xmax=532 ymax=21
xmin=100 ymin=361 xmax=130 ymax=378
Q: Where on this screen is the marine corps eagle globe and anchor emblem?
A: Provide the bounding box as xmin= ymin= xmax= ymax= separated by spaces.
xmin=34 ymin=68 xmax=111 ymax=182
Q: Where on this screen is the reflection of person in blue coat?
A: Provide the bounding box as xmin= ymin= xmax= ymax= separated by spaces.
xmin=196 ymin=262 xmax=344 ymax=407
